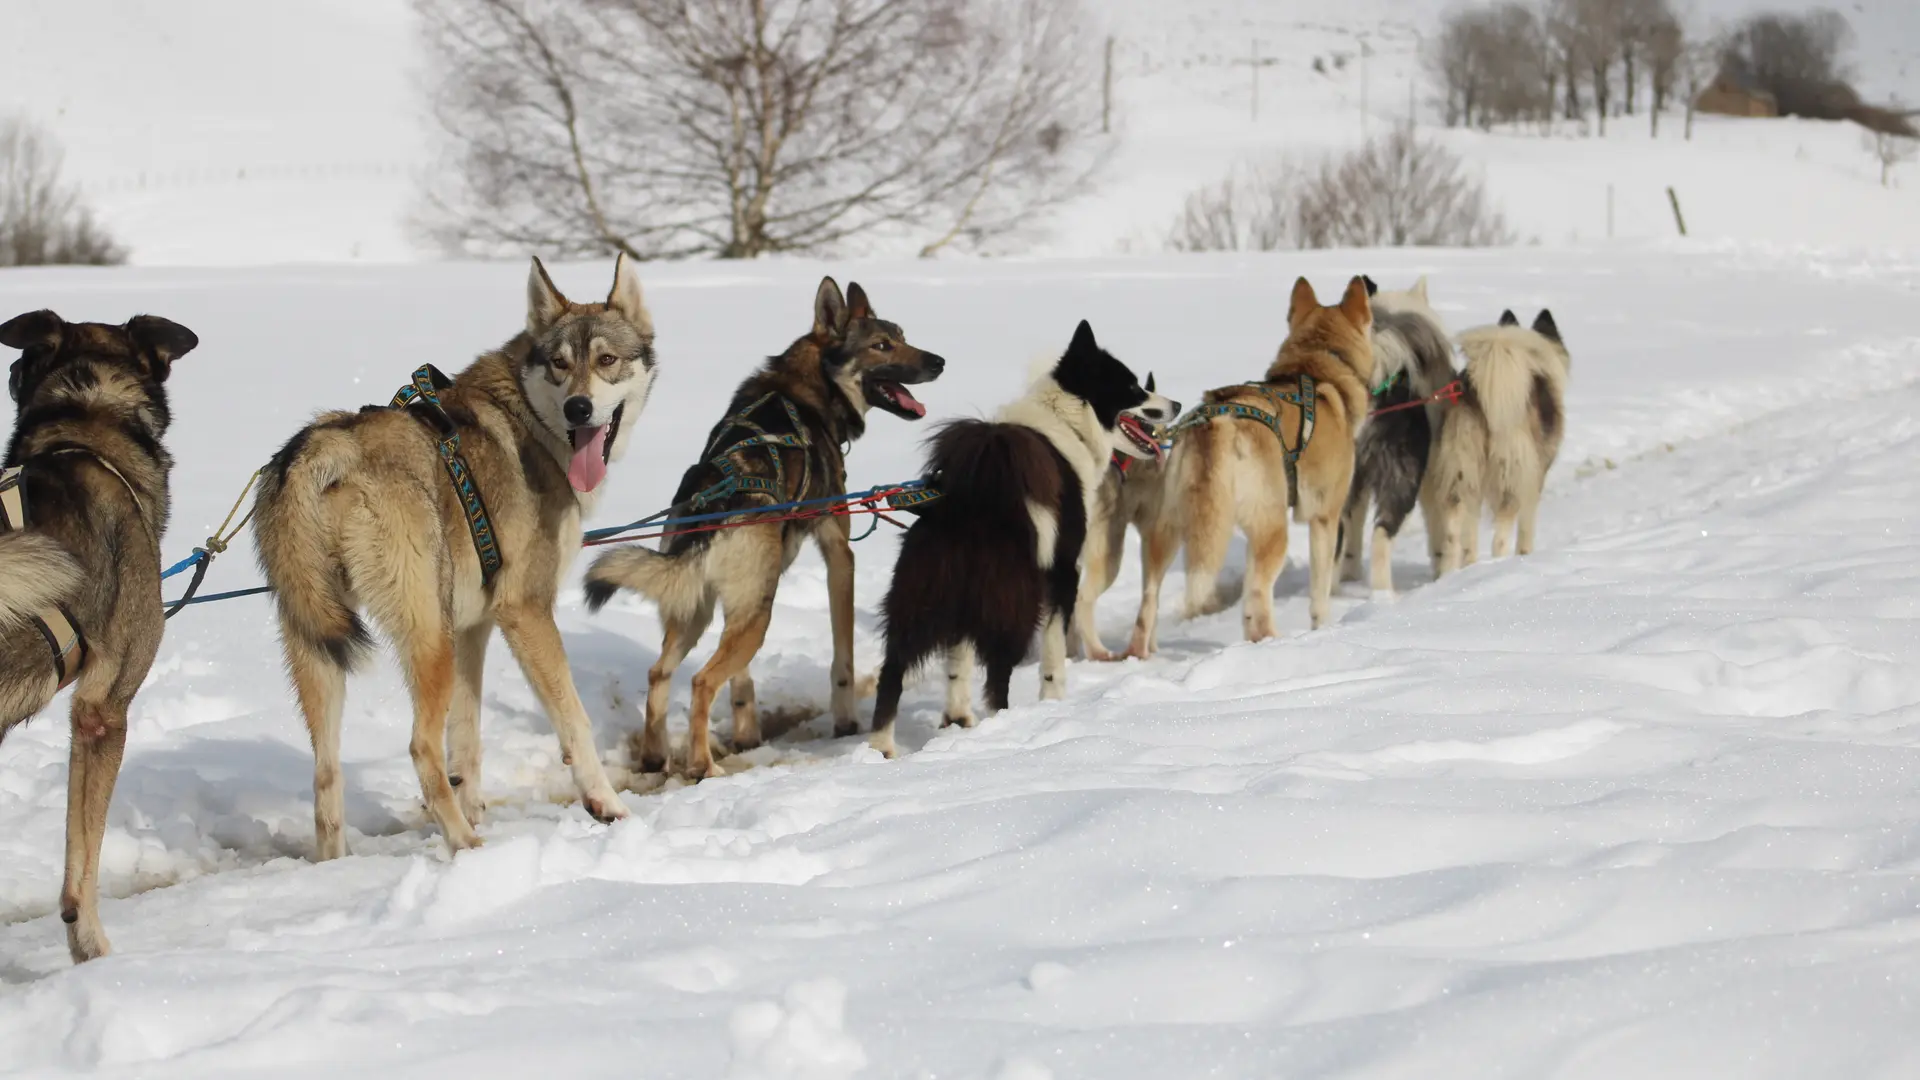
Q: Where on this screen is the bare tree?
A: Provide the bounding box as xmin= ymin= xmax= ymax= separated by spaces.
xmin=1293 ymin=124 xmax=1515 ymax=249
xmin=0 ymin=116 xmax=125 ymax=267
xmin=1427 ymin=3 xmax=1549 ymax=130
xmin=1165 ymin=160 xmax=1299 ymax=252
xmin=1865 ymin=129 xmax=1918 ymax=187
xmin=1720 ymin=10 xmax=1854 ymax=120
xmin=1680 ymin=26 xmax=1722 ymax=139
xmin=416 ymin=0 xmax=1105 ymax=260
xmin=1646 ymin=10 xmax=1684 ymax=136
xmin=1545 ymin=0 xmax=1589 ymax=124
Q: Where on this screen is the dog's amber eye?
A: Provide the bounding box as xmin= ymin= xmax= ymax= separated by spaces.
xmin=597 ymin=354 xmax=618 ymax=368
xmin=551 ymin=357 xmax=570 ymax=371
xmin=873 ymin=340 xmax=892 ymax=352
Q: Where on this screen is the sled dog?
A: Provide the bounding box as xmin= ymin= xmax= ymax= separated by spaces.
xmin=867 ymin=320 xmax=1174 ymax=757
xmin=1070 ymin=372 xmax=1178 ymax=662
xmin=584 ymin=278 xmax=944 ymax=780
xmin=1337 ymin=275 xmax=1457 ymax=592
xmin=1427 ymin=309 xmax=1569 ymax=575
xmin=0 ymin=309 xmax=198 ymax=962
xmin=1143 ymin=276 xmax=1374 ymax=642
xmin=254 ymin=255 xmax=657 ymax=859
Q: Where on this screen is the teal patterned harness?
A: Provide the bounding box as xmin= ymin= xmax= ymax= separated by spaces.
xmin=391 ymin=365 xmax=503 ymax=586
xmin=1162 ymin=375 xmax=1318 ymax=507
xmin=685 ymin=393 xmax=815 ymax=511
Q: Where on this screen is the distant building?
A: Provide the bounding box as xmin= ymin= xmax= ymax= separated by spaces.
xmin=1695 ymin=70 xmax=1779 ymax=119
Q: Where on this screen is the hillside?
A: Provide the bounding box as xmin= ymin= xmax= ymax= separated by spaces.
xmin=0 ymin=1 xmax=1916 ymax=257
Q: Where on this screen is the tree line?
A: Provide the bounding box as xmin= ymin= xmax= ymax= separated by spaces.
xmin=1428 ymin=3 xmax=1913 ymax=140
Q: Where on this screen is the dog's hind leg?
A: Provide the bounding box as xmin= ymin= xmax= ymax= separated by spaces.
xmin=1369 ymin=469 xmax=1419 ymax=596
xmin=1180 ymin=499 xmax=1234 ymax=621
xmin=643 ymin=601 xmax=713 ymax=774
xmin=446 ymin=621 xmax=492 ymax=828
xmin=495 ymin=605 xmax=629 ymax=824
xmin=1516 ymin=483 xmax=1544 ymax=556
xmin=1240 ymin=513 xmax=1290 ymax=643
xmin=1307 ymin=510 xmax=1340 ymax=630
xmin=1490 ymin=486 xmax=1518 ymax=560
xmin=686 ymin=604 xmax=774 ymax=781
xmin=62 ymin=687 xmax=129 ymax=964
xmin=399 ymin=630 xmax=481 ymax=852
xmin=288 ymin=639 xmax=350 ymax=861
xmin=942 ymin=643 xmax=978 ymax=728
xmin=1129 ymin=514 xmax=1178 ymax=659
xmin=817 ymin=519 xmax=860 ymax=738
xmin=1038 ymin=610 xmax=1069 ymax=702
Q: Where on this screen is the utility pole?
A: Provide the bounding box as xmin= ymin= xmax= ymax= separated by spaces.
xmin=1102 ymin=36 xmax=1114 ymax=134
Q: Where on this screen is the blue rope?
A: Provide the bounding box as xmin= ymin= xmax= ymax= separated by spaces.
xmin=161 ymin=480 xmax=930 ymax=611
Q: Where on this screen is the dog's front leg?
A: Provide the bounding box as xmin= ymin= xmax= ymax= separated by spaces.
xmin=447 ymin=621 xmax=493 ymax=827
xmin=817 ymin=519 xmax=859 ymax=738
xmin=496 ymin=605 xmax=629 ymax=824
xmin=63 ymin=691 xmax=128 ymax=964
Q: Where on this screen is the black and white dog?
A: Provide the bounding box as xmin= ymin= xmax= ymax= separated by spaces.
xmin=868 ymin=321 xmax=1177 ymax=757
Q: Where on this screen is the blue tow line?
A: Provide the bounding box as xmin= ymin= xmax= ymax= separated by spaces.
xmin=161 ymin=480 xmax=928 ymax=611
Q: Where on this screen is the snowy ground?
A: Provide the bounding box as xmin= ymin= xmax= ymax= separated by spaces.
xmin=4 ymin=248 xmax=1920 ymax=1076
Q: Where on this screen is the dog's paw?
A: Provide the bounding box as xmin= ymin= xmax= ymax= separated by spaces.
xmin=832 ymin=720 xmax=860 ymax=739
xmin=731 ymin=733 xmax=763 ymax=754
xmin=584 ymin=793 xmax=629 ymax=824
xmin=941 ymin=712 xmax=978 ymax=730
xmin=1083 ymin=644 xmax=1119 ymax=663
xmin=868 ymin=728 xmax=897 ymax=759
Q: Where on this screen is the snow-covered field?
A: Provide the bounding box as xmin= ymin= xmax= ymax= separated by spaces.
xmin=5 ymin=247 xmax=1920 ymax=1076
xmin=5 ymin=0 xmax=1917 ymax=263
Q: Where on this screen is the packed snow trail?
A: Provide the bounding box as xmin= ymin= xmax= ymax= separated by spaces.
xmin=4 ymin=251 xmax=1920 ymax=1077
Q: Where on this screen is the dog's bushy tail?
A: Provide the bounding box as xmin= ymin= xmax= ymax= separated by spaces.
xmin=1456 ymin=328 xmax=1539 ymax=438
xmin=922 ymin=418 xmax=1058 ymax=526
xmin=0 ymin=532 xmax=82 ymax=634
xmin=583 ymin=545 xmax=707 ymax=623
xmin=253 ymin=429 xmax=373 ymax=670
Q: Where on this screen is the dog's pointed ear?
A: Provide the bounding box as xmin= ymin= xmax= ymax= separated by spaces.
xmin=0 ymin=309 xmax=64 ymax=352
xmin=813 ymin=276 xmax=847 ymax=337
xmin=1339 ymin=276 xmax=1372 ymax=330
xmin=1145 ymin=371 xmax=1156 ymax=393
xmin=605 ymin=251 xmax=650 ymax=329
xmin=1413 ymin=275 xmax=1430 ymax=301
xmin=1532 ymin=309 xmax=1562 ymax=344
xmin=1362 ymin=275 xmax=1378 ymax=297
xmin=527 ymin=257 xmax=569 ymax=334
xmin=844 ymin=282 xmax=872 ymax=324
xmin=126 ymin=315 xmax=198 ymax=382
xmin=1288 ymin=277 xmax=1319 ymax=327
xmin=1499 ymin=309 xmax=1520 ymax=327
xmin=1068 ymin=319 xmax=1099 ymax=356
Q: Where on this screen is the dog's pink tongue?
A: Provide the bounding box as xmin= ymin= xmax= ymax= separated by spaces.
xmin=890 ymin=384 xmax=926 ymax=418
xmin=568 ymin=425 xmax=609 ymax=492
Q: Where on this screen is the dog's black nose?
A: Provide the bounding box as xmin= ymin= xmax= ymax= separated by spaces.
xmin=564 ymin=396 xmax=593 ymax=426
xmin=920 ymin=352 xmax=946 ymax=377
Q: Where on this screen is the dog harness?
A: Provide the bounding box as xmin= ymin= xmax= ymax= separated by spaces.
xmin=684 ymin=393 xmax=815 ymax=512
xmin=391 ymin=365 xmax=502 ymax=586
xmin=0 ymin=465 xmax=87 ymax=689
xmin=1163 ymin=376 xmax=1318 ymax=507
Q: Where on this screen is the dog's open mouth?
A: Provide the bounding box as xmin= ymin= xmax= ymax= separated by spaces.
xmin=1118 ymin=412 xmax=1163 ymax=461
xmin=867 ymin=379 xmax=928 ymax=420
xmin=567 ymin=402 xmax=625 ymax=494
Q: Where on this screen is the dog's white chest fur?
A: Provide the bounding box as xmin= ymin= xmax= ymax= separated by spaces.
xmin=997 ymin=378 xmax=1107 ymax=569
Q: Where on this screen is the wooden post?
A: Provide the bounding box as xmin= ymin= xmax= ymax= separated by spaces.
xmin=1667 ymin=186 xmax=1688 ymax=236
xmin=1102 ymin=36 xmax=1114 ymax=134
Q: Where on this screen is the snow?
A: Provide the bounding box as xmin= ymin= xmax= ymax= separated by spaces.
xmin=5 ymin=0 xmax=1917 ymax=264
xmin=5 ymin=248 xmax=1920 ymax=1075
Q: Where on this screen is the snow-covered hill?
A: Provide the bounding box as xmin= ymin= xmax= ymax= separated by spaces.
xmin=3 ymin=0 xmax=1917 ymax=264
xmin=4 ymin=248 xmax=1920 ymax=1076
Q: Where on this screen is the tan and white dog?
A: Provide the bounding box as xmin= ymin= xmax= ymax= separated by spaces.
xmin=1426 ymin=309 xmax=1570 ymax=575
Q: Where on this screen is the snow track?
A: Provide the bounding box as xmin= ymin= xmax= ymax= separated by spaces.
xmin=4 ymin=250 xmax=1920 ymax=1077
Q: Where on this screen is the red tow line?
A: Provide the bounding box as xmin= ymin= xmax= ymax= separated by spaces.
xmin=1370 ymin=379 xmax=1463 ymax=418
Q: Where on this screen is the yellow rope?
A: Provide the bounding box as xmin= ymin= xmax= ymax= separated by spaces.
xmin=202 ymin=467 xmax=262 ymax=555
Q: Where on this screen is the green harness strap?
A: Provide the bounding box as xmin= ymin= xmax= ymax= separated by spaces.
xmin=391 ymin=365 xmax=503 ymax=586
xmin=686 ymin=393 xmax=815 ymax=512
xmin=1163 ymin=375 xmax=1318 ymax=507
